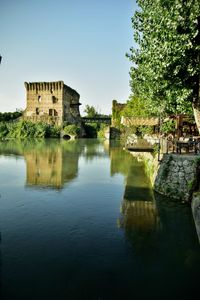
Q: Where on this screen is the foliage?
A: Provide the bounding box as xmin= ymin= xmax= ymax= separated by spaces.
xmin=63 ymin=124 xmax=81 ymax=136
xmin=122 ymin=95 xmax=152 ymax=117
xmin=83 ymin=124 xmax=98 ymax=138
xmin=122 ymin=124 xmax=154 ymax=139
xmin=112 ymin=100 xmax=125 ymax=128
xmin=160 ymin=119 xmax=176 ymax=134
xmin=46 ymin=125 xmax=61 ymax=137
xmin=0 ymin=121 xmax=61 ymax=139
xmin=97 ymin=124 xmax=108 ymax=138
xmin=84 ymin=105 xmax=99 ymax=117
xmin=0 ymin=110 xmax=23 ymax=122
xmin=128 ymin=0 xmax=200 ymax=116
xmin=0 ymin=123 xmax=9 ymax=138
xmin=83 ymin=123 xmax=108 ymax=138
xmin=120 ymin=95 xmax=154 ymax=137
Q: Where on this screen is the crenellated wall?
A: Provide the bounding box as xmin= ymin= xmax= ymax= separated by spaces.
xmin=24 ymin=81 xmax=64 ymax=91
xmin=23 ymin=81 xmax=81 ymax=126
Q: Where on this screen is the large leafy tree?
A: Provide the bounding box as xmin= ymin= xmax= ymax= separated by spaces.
xmin=128 ymin=0 xmax=200 ymax=127
xmin=83 ymin=105 xmax=99 ymax=117
xmin=122 ymin=95 xmax=150 ymax=117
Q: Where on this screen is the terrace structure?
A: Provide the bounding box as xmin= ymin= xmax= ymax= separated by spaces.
xmin=23 ymin=81 xmax=81 ymax=125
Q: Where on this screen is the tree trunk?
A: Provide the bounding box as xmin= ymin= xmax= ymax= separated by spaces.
xmin=193 ymin=76 xmax=200 ymax=134
xmin=193 ymin=104 xmax=200 ymax=134
xmin=193 ymin=16 xmax=200 ymax=134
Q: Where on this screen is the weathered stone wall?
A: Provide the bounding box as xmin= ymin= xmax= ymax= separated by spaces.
xmin=24 ymin=81 xmax=81 ymax=126
xmin=24 ymin=82 xmax=64 ymax=125
xmin=63 ymin=85 xmax=81 ymax=124
xmin=129 ymin=151 xmax=200 ymax=202
xmin=110 ymin=127 xmax=121 ymax=139
xmin=154 ymin=154 xmax=200 ymax=202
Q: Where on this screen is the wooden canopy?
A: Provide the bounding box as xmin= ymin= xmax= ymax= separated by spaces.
xmin=121 ymin=116 xmax=159 ymax=126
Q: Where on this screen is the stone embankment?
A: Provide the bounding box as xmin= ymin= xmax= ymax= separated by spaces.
xmin=154 ymin=154 xmax=200 ymax=202
xmin=129 ymin=150 xmax=200 ymax=242
xmin=130 ymin=151 xmax=200 ymax=202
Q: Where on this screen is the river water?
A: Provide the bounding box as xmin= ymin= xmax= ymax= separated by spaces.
xmin=0 ymin=139 xmax=199 ymax=300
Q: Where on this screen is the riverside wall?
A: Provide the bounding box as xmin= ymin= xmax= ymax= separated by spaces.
xmin=129 ymin=150 xmax=200 ymax=243
xmin=129 ymin=151 xmax=200 ymax=202
xmin=154 ymin=154 xmax=200 ymax=202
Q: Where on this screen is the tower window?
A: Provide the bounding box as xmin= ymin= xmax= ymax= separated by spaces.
xmin=38 ymin=96 xmax=42 ymax=102
xmin=49 ymin=109 xmax=58 ymax=116
xmin=36 ymin=108 xmax=39 ymax=115
xmin=52 ymin=96 xmax=58 ymax=103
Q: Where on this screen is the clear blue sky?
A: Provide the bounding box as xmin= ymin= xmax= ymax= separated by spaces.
xmin=0 ymin=0 xmax=137 ymax=114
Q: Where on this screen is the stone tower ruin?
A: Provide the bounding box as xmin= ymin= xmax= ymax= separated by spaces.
xmin=23 ymin=81 xmax=81 ymax=125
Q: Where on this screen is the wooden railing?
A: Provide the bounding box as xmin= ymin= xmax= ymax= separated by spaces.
xmin=125 ymin=137 xmax=200 ymax=155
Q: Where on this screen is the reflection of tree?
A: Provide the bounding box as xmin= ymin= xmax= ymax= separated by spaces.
xmin=112 ymin=146 xmax=200 ymax=293
xmin=110 ymin=144 xmax=160 ymax=253
xmin=110 ymin=142 xmax=133 ymax=176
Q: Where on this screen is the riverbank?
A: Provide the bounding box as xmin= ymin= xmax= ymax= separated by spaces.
xmin=128 ymin=149 xmax=200 ymax=246
xmin=129 ymin=151 xmax=200 ymax=202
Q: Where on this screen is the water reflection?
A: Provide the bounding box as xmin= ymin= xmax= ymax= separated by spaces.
xmin=0 ymin=139 xmax=110 ymax=190
xmin=110 ymin=145 xmax=200 ymax=298
xmin=0 ymin=139 xmax=200 ymax=299
xmin=110 ymin=145 xmax=161 ymax=265
xmin=110 ymin=144 xmax=158 ymax=232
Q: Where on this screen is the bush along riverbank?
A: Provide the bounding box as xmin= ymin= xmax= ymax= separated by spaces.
xmin=0 ymin=121 xmax=62 ymax=139
xmin=0 ymin=120 xmax=108 ymax=140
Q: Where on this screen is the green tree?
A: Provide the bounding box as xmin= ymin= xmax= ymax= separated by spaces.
xmin=122 ymin=95 xmax=151 ymax=117
xmin=128 ymin=0 xmax=199 ymax=125
xmin=84 ymin=105 xmax=99 ymax=117
xmin=0 ymin=110 xmax=23 ymax=122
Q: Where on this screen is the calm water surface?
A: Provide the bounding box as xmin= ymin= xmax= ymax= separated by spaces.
xmin=0 ymin=139 xmax=200 ymax=300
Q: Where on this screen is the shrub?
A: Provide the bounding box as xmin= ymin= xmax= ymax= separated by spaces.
xmin=0 ymin=121 xmax=61 ymax=139
xmin=63 ymin=124 xmax=81 ymax=136
xmin=160 ymin=119 xmax=176 ymax=134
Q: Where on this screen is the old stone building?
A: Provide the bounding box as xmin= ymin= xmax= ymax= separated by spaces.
xmin=23 ymin=81 xmax=81 ymax=125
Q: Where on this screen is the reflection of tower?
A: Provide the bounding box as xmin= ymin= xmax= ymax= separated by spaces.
xmin=25 ymin=147 xmax=63 ymax=189
xmin=24 ymin=140 xmax=81 ymax=189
